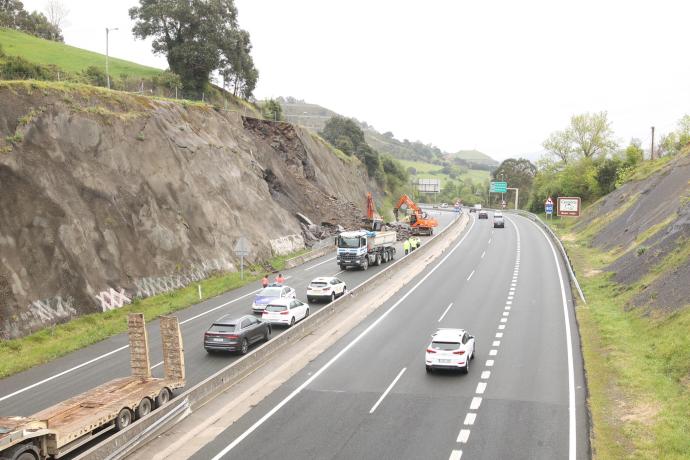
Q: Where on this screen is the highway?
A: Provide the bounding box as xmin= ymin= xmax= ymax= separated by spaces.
xmin=189 ymin=212 xmax=589 ymax=460
xmin=0 ymin=210 xmax=456 ymax=417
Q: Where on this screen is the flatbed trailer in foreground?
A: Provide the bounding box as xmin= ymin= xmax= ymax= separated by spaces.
xmin=0 ymin=314 xmax=185 ymax=460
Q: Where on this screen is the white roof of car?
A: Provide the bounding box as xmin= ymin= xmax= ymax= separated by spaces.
xmin=432 ymin=328 xmax=466 ymax=341
xmin=264 ymin=297 xmax=294 ymax=307
xmin=311 ymin=276 xmax=338 ymax=283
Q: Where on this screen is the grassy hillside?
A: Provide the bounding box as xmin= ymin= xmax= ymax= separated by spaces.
xmin=398 ymin=159 xmax=489 ymax=185
xmin=449 ymin=149 xmax=499 ymax=167
xmin=0 ymin=28 xmax=162 ymax=79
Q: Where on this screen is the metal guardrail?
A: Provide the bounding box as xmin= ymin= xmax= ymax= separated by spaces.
xmin=77 ymin=212 xmax=466 ymax=459
xmin=507 ymin=210 xmax=587 ymax=304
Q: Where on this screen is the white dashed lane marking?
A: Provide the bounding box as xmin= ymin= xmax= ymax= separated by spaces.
xmin=464 ymin=413 xmax=477 ymax=425
xmin=457 ymin=429 xmax=471 ymax=443
xmin=476 ymin=382 xmax=487 ymax=394
xmin=470 ymin=397 xmax=482 ymax=410
xmin=449 ymin=450 xmax=463 ymax=460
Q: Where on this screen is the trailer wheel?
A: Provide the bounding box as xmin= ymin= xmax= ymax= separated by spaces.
xmin=0 ymin=443 xmax=39 ymax=460
xmin=156 ymin=387 xmax=172 ymax=408
xmin=115 ymin=408 xmax=133 ymax=431
xmin=136 ymin=397 xmax=153 ymax=419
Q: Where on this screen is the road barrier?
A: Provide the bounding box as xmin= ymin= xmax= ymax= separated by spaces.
xmin=77 ymin=212 xmax=467 ymax=460
xmin=284 ymin=243 xmax=334 ymax=269
xmin=507 ymin=210 xmax=586 ymax=304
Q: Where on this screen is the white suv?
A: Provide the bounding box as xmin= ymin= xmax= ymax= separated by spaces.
xmin=425 ymin=328 xmax=475 ymax=374
xmin=307 ymin=277 xmax=346 ymax=303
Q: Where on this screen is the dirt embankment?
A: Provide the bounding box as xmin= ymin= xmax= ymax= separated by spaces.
xmin=0 ymin=82 xmax=377 ymax=339
xmin=577 ymin=153 xmax=690 ymax=310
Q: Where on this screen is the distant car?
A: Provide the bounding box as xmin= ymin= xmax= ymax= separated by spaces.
xmin=478 ymin=210 xmax=489 ymax=219
xmin=307 ymin=277 xmax=347 ymax=303
xmin=469 ymin=204 xmax=482 ymax=213
xmin=261 ymin=298 xmax=310 ymax=327
xmin=440 ymin=203 xmax=448 ymax=208
xmin=252 ymin=285 xmax=296 ymax=313
xmin=425 ymin=328 xmax=475 ymax=374
xmin=494 ymin=212 xmax=505 ymax=228
xmin=204 ymin=315 xmax=271 ymax=354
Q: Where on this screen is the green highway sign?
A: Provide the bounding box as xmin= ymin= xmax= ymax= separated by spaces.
xmin=490 ymin=181 xmax=507 ymax=193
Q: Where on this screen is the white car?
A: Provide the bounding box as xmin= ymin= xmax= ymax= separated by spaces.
xmin=252 ymin=285 xmax=296 ymax=313
xmin=307 ymin=277 xmax=347 ymax=303
xmin=261 ymin=298 xmax=310 ymax=327
xmin=425 ymin=328 xmax=475 ymax=374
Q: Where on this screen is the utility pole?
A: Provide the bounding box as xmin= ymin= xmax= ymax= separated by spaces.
xmin=105 ymin=27 xmax=118 ymax=90
xmin=650 ymin=126 xmax=655 ymax=160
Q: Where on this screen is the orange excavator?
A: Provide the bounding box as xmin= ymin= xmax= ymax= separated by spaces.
xmin=365 ymin=192 xmax=384 ymax=231
xmin=393 ymin=194 xmax=438 ymax=235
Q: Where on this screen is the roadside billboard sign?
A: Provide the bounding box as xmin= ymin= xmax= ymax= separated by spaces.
xmin=557 ymin=197 xmax=581 ymax=217
xmin=417 ymin=178 xmax=440 ymax=193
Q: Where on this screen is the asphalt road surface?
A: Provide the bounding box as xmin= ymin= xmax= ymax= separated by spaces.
xmin=0 ymin=210 xmax=456 ymax=417
xmin=190 ymin=212 xmax=589 ymax=460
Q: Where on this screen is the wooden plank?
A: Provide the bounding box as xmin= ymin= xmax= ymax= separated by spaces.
xmin=160 ymin=316 xmax=185 ymax=383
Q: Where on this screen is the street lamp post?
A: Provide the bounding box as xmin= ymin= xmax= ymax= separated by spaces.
xmin=105 ymin=27 xmax=119 ymax=89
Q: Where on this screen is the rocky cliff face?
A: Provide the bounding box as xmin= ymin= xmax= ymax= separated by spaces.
xmin=0 ymin=82 xmax=374 ymax=339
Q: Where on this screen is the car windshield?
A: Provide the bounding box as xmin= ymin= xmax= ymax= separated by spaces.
xmin=265 ymin=304 xmax=287 ymax=312
xmin=258 ymin=287 xmax=282 ymax=297
xmin=431 ymin=341 xmax=461 ymax=351
xmin=338 ymin=236 xmax=361 ymax=248
xmin=310 ymin=282 xmax=328 ymax=287
xmin=209 ymin=324 xmax=237 ymax=333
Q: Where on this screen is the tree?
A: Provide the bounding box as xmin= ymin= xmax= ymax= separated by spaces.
xmin=320 ymin=116 xmax=383 ymax=181
xmin=261 ymin=99 xmax=283 ymax=121
xmin=129 ymin=0 xmax=258 ymax=97
xmin=492 ymin=158 xmax=537 ymax=208
xmin=543 ymin=112 xmax=617 ymax=164
xmin=543 ymin=130 xmax=573 ymax=164
xmin=0 ymin=0 xmax=25 ymax=28
xmin=569 ymin=112 xmax=617 ymax=158
xmin=44 ymin=0 xmax=68 ymax=32
xmin=1 ymin=0 xmax=63 ymax=41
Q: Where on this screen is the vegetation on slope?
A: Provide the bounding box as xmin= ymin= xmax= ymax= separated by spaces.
xmin=549 ymin=216 xmax=690 ymax=458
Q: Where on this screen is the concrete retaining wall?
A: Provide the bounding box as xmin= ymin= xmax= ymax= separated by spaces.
xmin=77 ymin=213 xmax=466 ymax=460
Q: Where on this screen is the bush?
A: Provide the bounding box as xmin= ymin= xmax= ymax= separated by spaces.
xmin=0 ymin=55 xmax=54 ymax=80
xmin=81 ymin=66 xmax=107 ymax=87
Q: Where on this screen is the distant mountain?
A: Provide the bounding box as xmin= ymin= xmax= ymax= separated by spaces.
xmin=449 ymin=150 xmax=499 ymax=167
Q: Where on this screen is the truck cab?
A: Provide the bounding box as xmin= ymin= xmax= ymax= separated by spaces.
xmin=336 ymin=230 xmax=396 ymax=270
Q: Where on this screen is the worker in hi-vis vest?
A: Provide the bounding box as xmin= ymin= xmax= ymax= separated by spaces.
xmin=403 ymin=239 xmax=411 ymax=255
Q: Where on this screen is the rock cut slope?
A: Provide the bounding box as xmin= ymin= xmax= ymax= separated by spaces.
xmin=0 ymin=82 xmax=375 ymax=339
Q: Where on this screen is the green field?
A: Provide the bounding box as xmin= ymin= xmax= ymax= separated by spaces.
xmin=397 ymin=159 xmax=490 ymax=186
xmin=0 ymin=28 xmax=163 ymax=79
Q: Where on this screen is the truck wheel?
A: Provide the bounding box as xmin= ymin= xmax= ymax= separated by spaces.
xmin=115 ymin=408 xmax=133 ymax=431
xmin=156 ymin=387 xmax=171 ymax=408
xmin=136 ymin=397 xmax=152 ymax=419
xmin=382 ymin=252 xmax=388 ymax=263
xmin=0 ymin=443 xmax=39 ymax=460
xmin=362 ymin=258 xmax=368 ymax=270
xmin=374 ymin=254 xmax=381 ymax=266
xmin=340 ymin=264 xmax=346 ymax=270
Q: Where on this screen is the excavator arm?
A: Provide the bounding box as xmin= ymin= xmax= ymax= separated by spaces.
xmin=393 ymin=194 xmax=438 ymax=233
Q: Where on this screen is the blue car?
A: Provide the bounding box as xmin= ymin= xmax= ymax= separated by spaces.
xmin=252 ymin=285 xmax=296 ymax=313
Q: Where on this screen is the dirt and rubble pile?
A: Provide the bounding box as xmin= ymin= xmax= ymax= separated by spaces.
xmin=577 ymin=152 xmax=690 ymax=311
xmin=0 ymin=83 xmax=378 ymax=339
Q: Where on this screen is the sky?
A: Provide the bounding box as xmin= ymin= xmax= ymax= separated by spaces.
xmin=20 ymin=0 xmax=690 ymax=161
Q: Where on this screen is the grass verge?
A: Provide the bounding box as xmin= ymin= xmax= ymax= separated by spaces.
xmin=0 ymin=250 xmax=306 ymax=380
xmin=548 ymin=219 xmax=690 ymax=459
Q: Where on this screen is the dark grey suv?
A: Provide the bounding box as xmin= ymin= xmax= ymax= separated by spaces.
xmin=204 ymin=315 xmax=271 ymax=354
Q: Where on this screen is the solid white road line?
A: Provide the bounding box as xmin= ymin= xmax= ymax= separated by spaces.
xmin=438 ymin=303 xmax=454 ymax=322
xmin=512 ymin=215 xmax=577 ymax=460
xmin=470 ymin=397 xmax=482 ymax=410
xmin=304 ymin=257 xmax=336 ymax=271
xmin=476 ymin=382 xmax=487 ymax=394
xmin=449 ymin=450 xmax=463 ymax=460
xmin=457 ymin=429 xmax=471 ymax=443
xmin=369 ymin=367 xmax=407 ymax=414
xmin=466 ymin=270 xmax=475 ymax=281
xmin=209 ymin=217 xmax=477 ymax=459
xmin=464 ymin=413 xmax=477 ymax=425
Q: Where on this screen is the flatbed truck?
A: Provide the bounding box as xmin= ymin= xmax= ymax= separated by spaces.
xmin=0 ymin=313 xmax=185 ymax=460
